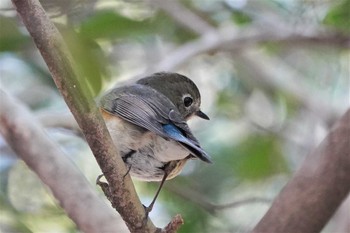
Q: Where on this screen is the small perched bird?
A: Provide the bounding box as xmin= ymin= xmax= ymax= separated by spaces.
xmin=99 ymin=72 xmax=212 ymax=213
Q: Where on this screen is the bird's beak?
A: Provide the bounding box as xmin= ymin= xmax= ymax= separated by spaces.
xmin=195 ymin=110 xmax=210 ymax=120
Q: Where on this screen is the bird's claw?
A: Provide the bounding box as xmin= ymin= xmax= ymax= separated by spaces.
xmin=96 ymin=174 xmax=105 ymax=185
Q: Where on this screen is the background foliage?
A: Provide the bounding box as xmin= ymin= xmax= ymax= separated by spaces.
xmin=1 ymin=0 xmax=349 ymax=232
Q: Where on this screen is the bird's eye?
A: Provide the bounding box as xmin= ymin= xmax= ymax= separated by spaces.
xmin=183 ymin=96 xmax=193 ymax=107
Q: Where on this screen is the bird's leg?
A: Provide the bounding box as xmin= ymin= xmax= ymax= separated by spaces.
xmin=144 ymin=162 xmax=176 ymax=217
xmin=123 ymin=165 xmax=132 ymax=180
xmin=121 ymin=150 xmax=135 ymax=181
xmin=144 ymin=170 xmax=169 ymax=215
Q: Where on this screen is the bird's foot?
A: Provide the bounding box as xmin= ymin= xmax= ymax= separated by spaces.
xmin=96 ymin=174 xmax=106 ymax=186
xmin=142 ymin=203 xmax=154 ymax=225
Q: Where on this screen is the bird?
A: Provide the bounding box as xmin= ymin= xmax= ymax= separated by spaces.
xmin=99 ymin=72 xmax=212 ymax=214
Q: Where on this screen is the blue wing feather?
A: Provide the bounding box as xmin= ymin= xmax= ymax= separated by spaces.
xmin=163 ymin=124 xmax=212 ymax=163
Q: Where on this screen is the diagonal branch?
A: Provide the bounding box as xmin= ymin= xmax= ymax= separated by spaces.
xmin=148 ymin=0 xmax=215 ymax=35
xmin=251 ymin=109 xmax=350 ymax=233
xmin=11 ymin=0 xmax=159 ymax=232
xmin=148 ymin=26 xmax=350 ymax=73
xmin=233 ymin=48 xmax=343 ymax=124
xmin=0 ymin=90 xmax=127 ymax=233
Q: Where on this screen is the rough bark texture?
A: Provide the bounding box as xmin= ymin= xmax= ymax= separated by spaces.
xmin=252 ymin=109 xmax=350 ymax=233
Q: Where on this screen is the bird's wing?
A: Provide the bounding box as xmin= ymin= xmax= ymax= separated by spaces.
xmin=100 ymin=84 xmax=212 ymax=163
xmin=109 ymin=94 xmax=169 ymax=138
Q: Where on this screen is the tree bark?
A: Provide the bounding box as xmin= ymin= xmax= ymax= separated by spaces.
xmin=252 ymin=109 xmax=350 ymax=233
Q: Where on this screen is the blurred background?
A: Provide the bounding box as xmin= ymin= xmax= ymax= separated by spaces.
xmin=0 ymin=0 xmax=349 ymax=232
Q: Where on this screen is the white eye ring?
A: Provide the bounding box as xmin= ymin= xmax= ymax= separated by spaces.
xmin=182 ymin=94 xmax=193 ymax=108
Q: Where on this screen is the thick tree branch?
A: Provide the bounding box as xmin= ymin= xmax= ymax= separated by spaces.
xmin=0 ymin=90 xmax=127 ymax=233
xmin=252 ymin=109 xmax=350 ymax=233
xmin=11 ymin=0 xmax=159 ymax=232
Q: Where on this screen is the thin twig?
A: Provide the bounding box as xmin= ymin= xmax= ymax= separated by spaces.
xmin=162 ymin=215 xmax=184 ymax=233
xmin=166 ymin=183 xmax=270 ymax=215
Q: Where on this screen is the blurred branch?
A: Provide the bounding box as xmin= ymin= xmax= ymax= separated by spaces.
xmin=252 ymin=109 xmax=350 ymax=233
xmin=166 ymin=183 xmax=270 ymax=215
xmin=147 ymin=0 xmax=349 ymax=72
xmin=0 ymin=90 xmax=127 ymax=233
xmin=37 ymin=111 xmax=82 ymax=136
xmin=149 ymin=26 xmax=350 ymax=72
xmin=333 ymin=195 xmax=350 ymax=232
xmin=212 ymin=198 xmax=271 ymax=211
xmin=147 ymin=0 xmax=215 ymax=35
xmin=11 ymin=0 xmax=160 ymax=232
xmin=234 ymin=48 xmax=343 ymax=124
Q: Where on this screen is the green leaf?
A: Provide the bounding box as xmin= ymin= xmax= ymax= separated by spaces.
xmin=323 ymin=0 xmax=350 ymax=32
xmin=233 ymin=135 xmax=289 ymax=180
xmin=57 ymin=24 xmax=110 ymax=96
xmin=79 ymin=10 xmax=196 ymax=43
xmin=79 ymin=11 xmax=153 ymax=40
xmin=231 ymin=10 xmax=252 ymax=25
xmin=0 ymin=16 xmax=30 ymax=52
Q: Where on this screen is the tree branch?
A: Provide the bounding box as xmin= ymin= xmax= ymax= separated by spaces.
xmin=166 ymin=183 xmax=270 ymax=215
xmin=37 ymin=111 xmax=82 ymax=136
xmin=0 ymin=90 xmax=127 ymax=233
xmin=148 ymin=0 xmax=215 ymax=35
xmin=11 ymin=0 xmax=159 ymax=232
xmin=233 ymin=48 xmax=343 ymax=124
xmin=252 ymin=109 xmax=350 ymax=233
xmin=148 ymin=26 xmax=350 ymax=73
